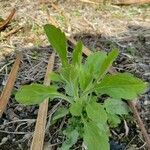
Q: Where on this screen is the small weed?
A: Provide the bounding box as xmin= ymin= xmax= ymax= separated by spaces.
xmin=15 ymin=24 xmax=147 ymax=150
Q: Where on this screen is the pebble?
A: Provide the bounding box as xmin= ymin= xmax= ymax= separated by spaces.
xmin=0 ymin=137 xmax=8 ymax=145
xmin=144 ymin=100 xmax=150 ymax=105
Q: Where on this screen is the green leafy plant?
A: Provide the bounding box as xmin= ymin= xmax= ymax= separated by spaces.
xmin=15 ymin=24 xmax=147 ymax=150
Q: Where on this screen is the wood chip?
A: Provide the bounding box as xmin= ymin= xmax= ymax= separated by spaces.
xmin=0 ymin=8 xmax=16 ymax=31
xmin=112 ymin=0 xmax=150 ymax=5
xmin=30 ymin=53 xmax=55 ymax=150
xmin=0 ymin=53 xmax=22 ymax=117
xmin=3 ymin=26 xmax=23 ymax=38
xmin=79 ymin=0 xmax=100 ymax=4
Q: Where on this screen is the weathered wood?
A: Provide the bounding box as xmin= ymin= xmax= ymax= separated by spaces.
xmin=112 ymin=0 xmax=150 ymax=5
xmin=3 ymin=26 xmax=23 ymax=38
xmin=79 ymin=0 xmax=150 ymax=4
xmin=30 ymin=53 xmax=55 ymax=150
xmin=0 ymin=8 xmax=16 ymax=31
xmin=128 ymin=101 xmax=150 ymax=148
xmin=0 ymin=53 xmax=22 ymax=117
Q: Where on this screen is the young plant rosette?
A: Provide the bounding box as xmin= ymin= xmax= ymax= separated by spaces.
xmin=15 ymin=24 xmax=147 ymax=150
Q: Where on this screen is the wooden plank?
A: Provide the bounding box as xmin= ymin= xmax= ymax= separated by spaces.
xmin=30 ymin=53 xmax=55 ymax=150
xmin=0 ymin=53 xmax=22 ymax=117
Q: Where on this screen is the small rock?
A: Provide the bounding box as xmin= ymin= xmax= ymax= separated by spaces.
xmin=0 ymin=137 xmax=8 ymax=146
xmin=144 ymin=100 xmax=150 ymax=105
xmin=27 ymin=43 xmax=34 ymax=47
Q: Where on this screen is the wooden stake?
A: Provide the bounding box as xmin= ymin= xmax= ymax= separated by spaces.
xmin=0 ymin=53 xmax=22 ymax=117
xmin=30 ymin=53 xmax=55 ymax=150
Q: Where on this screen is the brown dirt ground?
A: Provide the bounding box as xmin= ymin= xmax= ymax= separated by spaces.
xmin=0 ymin=0 xmax=150 ymax=149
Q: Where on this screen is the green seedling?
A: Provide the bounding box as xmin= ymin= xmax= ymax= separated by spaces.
xmin=15 ymin=24 xmax=147 ymax=150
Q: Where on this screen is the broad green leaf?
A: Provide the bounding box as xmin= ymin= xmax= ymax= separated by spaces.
xmin=79 ymin=66 xmax=93 ymax=91
xmin=70 ymin=99 xmax=83 ymax=116
xmin=72 ymin=41 xmax=83 ymax=66
xmin=59 ymin=129 xmax=79 ymax=150
xmin=65 ymin=83 xmax=74 ymax=97
xmin=86 ymin=102 xmax=107 ymax=124
xmin=104 ymin=98 xmax=129 ymax=115
xmin=61 ymin=65 xmax=78 ymax=83
xmin=79 ymin=52 xmax=107 ymax=91
xmin=49 ymin=72 xmax=64 ymax=82
xmin=44 ymin=24 xmax=68 ymax=66
xmin=98 ymin=49 xmax=119 ymax=79
xmin=84 ymin=51 xmax=107 ymax=78
xmin=15 ymin=84 xmax=57 ymax=105
xmin=61 ymin=65 xmax=79 ymax=97
xmin=15 ymin=84 xmax=72 ymax=105
xmin=83 ymin=121 xmax=109 ymax=150
xmin=107 ymin=113 xmax=121 ymax=128
xmin=60 ymin=66 xmax=72 ymax=82
xmin=52 ymin=107 xmax=69 ymax=123
xmin=96 ymin=73 xmax=147 ymax=99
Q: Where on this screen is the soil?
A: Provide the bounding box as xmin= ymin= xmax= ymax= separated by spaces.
xmin=0 ymin=0 xmax=150 ymax=150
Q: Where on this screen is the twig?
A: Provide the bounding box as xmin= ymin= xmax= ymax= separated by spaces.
xmin=49 ymin=2 xmax=71 ymax=32
xmin=78 ymin=0 xmax=99 ymax=4
xmin=83 ymin=17 xmax=96 ymax=31
xmin=0 ymin=61 xmax=14 ymax=73
xmin=3 ymin=26 xmax=23 ymax=38
xmin=137 ymin=142 xmax=146 ymax=149
xmin=124 ymin=119 xmax=129 ymax=137
xmin=1 ymin=119 xmax=35 ymax=126
xmin=0 ymin=130 xmax=31 ymax=135
xmin=112 ymin=0 xmax=150 ymax=5
xmin=46 ymin=101 xmax=62 ymax=132
xmin=46 ymin=9 xmax=58 ymax=27
xmin=30 ymin=53 xmax=55 ymax=150
xmin=0 ymin=8 xmax=16 ymax=31
xmin=128 ymin=101 xmax=150 ymax=149
xmin=124 ymin=135 xmax=137 ymax=149
xmin=0 ymin=53 xmax=22 ymax=117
